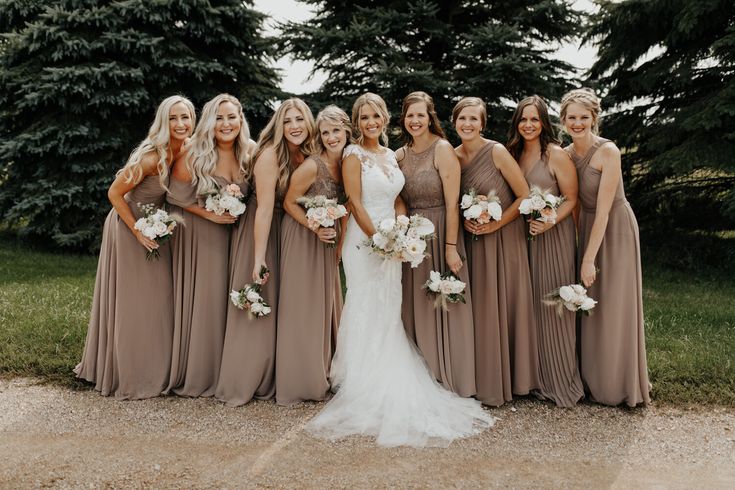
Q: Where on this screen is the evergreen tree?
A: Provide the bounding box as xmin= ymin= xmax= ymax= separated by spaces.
xmin=280 ymin=0 xmax=579 ymax=143
xmin=0 ymin=0 xmax=280 ymax=250
xmin=585 ymin=0 xmax=735 ymax=231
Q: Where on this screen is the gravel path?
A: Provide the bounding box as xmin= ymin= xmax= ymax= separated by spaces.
xmin=1 ymin=378 xmax=733 ymax=488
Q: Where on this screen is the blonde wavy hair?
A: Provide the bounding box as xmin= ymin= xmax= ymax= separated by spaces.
xmin=351 ymin=93 xmax=390 ymax=146
xmin=560 ymin=87 xmax=602 ymax=135
xmin=188 ymin=94 xmax=251 ymax=197
xmin=314 ymin=105 xmax=354 ymax=154
xmin=118 ymin=95 xmax=195 ymax=188
xmin=251 ymin=98 xmax=316 ymax=195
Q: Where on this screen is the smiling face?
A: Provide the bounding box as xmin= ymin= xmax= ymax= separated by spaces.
xmin=358 ymin=103 xmax=384 ymax=143
xmin=214 ymin=101 xmax=241 ymax=144
xmin=563 ymin=102 xmax=595 ymax=140
xmin=454 ymin=104 xmax=484 ymax=142
xmin=169 ymin=102 xmax=193 ymax=142
xmin=319 ymin=121 xmax=347 ymax=157
xmin=283 ymin=107 xmax=308 ymax=146
xmin=518 ymin=104 xmax=542 ymax=142
xmin=404 ymin=101 xmax=430 ymax=140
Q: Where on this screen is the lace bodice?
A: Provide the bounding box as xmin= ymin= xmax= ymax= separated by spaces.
xmin=343 ymin=144 xmax=404 ymax=223
xmin=399 ymin=139 xmax=444 ymax=210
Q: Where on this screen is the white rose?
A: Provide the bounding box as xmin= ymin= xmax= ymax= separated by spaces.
xmin=142 ymin=227 xmax=158 ymax=240
xmin=544 ymin=193 xmax=558 ymax=207
xmin=372 ymin=232 xmax=389 ymax=250
xmin=379 ymin=218 xmax=396 ymax=233
xmin=464 ymin=204 xmax=482 ymax=219
xmin=261 ymin=305 xmax=272 ymax=316
xmin=460 ymin=194 xmax=473 ymax=209
xmin=309 ymin=207 xmax=328 ymax=224
xmin=396 ymin=215 xmax=410 ymax=227
xmin=246 ymin=289 xmax=262 ymax=303
xmin=428 ymin=271 xmax=442 ymax=292
xmin=439 ymin=280 xmax=456 ymax=295
xmin=518 ymin=198 xmax=533 ymax=215
xmin=487 ymin=201 xmax=502 ymax=221
xmin=449 ymin=279 xmax=466 ymax=294
xmin=530 ymin=194 xmax=546 ymax=211
xmin=558 ymin=285 xmax=575 ymax=302
xmin=336 ymin=205 xmax=347 ymax=217
xmin=228 ymin=200 xmax=246 ymax=217
xmin=152 ymin=221 xmax=168 ymax=237
xmin=205 ymin=196 xmax=224 ymax=215
xmin=229 ymin=290 xmax=242 ymax=306
xmin=134 ymin=218 xmax=147 ymax=231
xmin=571 ymin=284 xmax=587 ymax=296
xmin=250 ymin=301 xmax=264 ymax=314
xmin=580 ymin=297 xmax=597 ymax=311
xmin=154 ymin=208 xmax=168 ymax=220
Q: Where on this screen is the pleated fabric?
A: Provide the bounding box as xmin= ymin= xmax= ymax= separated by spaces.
xmin=215 ymin=186 xmax=281 ymax=407
xmin=75 ymin=175 xmax=173 ymax=400
xmin=165 ymin=175 xmax=233 ymax=397
xmin=568 ymin=138 xmax=651 ymax=407
xmin=460 ymin=141 xmax=540 ymax=406
xmin=399 ymin=140 xmax=476 ymax=397
xmin=525 ymin=155 xmax=584 ymax=407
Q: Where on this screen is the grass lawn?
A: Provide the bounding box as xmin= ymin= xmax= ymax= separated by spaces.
xmin=0 ymin=237 xmax=733 ymax=405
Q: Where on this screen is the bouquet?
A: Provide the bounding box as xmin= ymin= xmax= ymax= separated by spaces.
xmin=133 ymin=203 xmax=182 ymax=261
xmin=543 ymin=283 xmax=597 ymax=317
xmin=519 ymin=186 xmax=565 ymax=240
xmin=204 ymin=183 xmax=247 ymax=217
xmin=366 ymin=214 xmax=435 ymax=268
xmin=229 ymin=266 xmax=272 ymax=319
xmin=460 ymin=188 xmax=502 ymax=240
xmin=296 ymin=194 xmax=348 ymax=247
xmin=423 ymin=270 xmax=467 ymax=311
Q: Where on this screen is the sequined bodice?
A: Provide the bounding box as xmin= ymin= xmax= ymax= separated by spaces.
xmin=305 ymin=155 xmax=343 ymax=199
xmin=400 ymin=139 xmax=444 ymax=209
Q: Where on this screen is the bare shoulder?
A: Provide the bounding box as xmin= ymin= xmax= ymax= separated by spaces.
xmin=293 ymin=156 xmax=318 ymax=178
xmin=138 ymin=151 xmax=161 ymax=175
xmin=548 ymin=143 xmax=574 ymax=167
xmin=395 ymin=146 xmax=406 ymax=162
xmin=255 ymin=145 xmax=278 ymax=170
xmin=435 ymin=138 xmax=455 ymax=155
xmin=598 ymin=140 xmax=621 ymax=159
xmin=491 ymin=142 xmax=513 ymax=165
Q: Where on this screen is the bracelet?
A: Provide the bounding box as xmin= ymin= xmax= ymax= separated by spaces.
xmin=445 ymin=242 xmax=456 ymax=246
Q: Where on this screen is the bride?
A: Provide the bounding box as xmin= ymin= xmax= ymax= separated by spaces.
xmin=306 ymin=93 xmax=494 ymax=447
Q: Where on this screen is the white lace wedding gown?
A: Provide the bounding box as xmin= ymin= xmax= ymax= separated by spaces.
xmin=306 ymin=144 xmax=494 ymax=447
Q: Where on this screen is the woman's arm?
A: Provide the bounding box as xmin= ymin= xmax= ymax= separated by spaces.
xmin=464 ymin=144 xmax=529 ymax=235
xmin=172 ymin=150 xmax=237 ymax=224
xmin=435 ymin=140 xmax=463 ymax=273
xmin=107 ymin=153 xmax=159 ymax=252
xmin=251 ymin=146 xmax=280 ymax=283
xmin=342 ymin=154 xmax=377 ymax=237
xmin=528 ymin=146 xmax=579 ymax=237
xmin=580 ymin=143 xmax=621 ymax=287
xmin=284 ymin=158 xmax=336 ymax=244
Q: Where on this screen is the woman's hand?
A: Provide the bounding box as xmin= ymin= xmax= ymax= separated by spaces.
xmin=445 ymin=246 xmax=463 ymax=275
xmin=134 ymin=229 xmax=159 ymax=252
xmin=581 ymin=260 xmax=597 ymax=287
xmin=464 ymin=219 xmax=500 ymax=235
xmin=203 ymin=211 xmax=238 ymax=225
xmin=253 ymin=259 xmax=270 ymax=284
xmin=528 ymin=219 xmax=555 ymax=237
xmin=315 ymin=226 xmax=337 ymax=244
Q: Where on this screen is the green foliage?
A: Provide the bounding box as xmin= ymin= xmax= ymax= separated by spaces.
xmin=280 ymin=0 xmax=579 ymax=144
xmin=0 ymin=0 xmax=280 ymax=251
xmin=585 ymin=0 xmax=735 ymax=232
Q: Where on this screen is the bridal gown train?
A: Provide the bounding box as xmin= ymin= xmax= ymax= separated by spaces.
xmin=306 ymin=144 xmax=494 ymax=447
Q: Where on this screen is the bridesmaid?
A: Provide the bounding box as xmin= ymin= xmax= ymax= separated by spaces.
xmin=216 ymin=98 xmax=316 ymax=406
xmin=275 ymin=105 xmax=349 ymax=405
xmin=165 ymin=94 xmax=251 ymax=397
xmin=453 ymin=97 xmax=540 ymax=407
xmin=395 ymin=91 xmax=476 ymax=397
xmin=507 ymin=95 xmax=583 ymax=407
xmin=75 ymin=95 xmax=195 ymax=399
xmin=560 ymin=88 xmax=650 ymax=407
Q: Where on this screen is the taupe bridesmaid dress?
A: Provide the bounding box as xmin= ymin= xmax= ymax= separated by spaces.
xmin=215 ymin=178 xmax=281 ymax=406
xmin=75 ymin=174 xmax=173 ymax=400
xmin=399 ymin=139 xmax=476 ymax=397
xmin=568 ymin=137 xmax=651 ymax=407
xmin=460 ymin=141 xmax=540 ymax=406
xmin=275 ymin=156 xmax=344 ymax=405
xmin=165 ymin=175 xmax=234 ymax=397
xmin=525 ymin=153 xmax=584 ymax=407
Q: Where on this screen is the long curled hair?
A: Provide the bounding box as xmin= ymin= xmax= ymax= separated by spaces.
xmin=399 ymin=91 xmax=446 ymax=145
xmin=251 ymin=98 xmax=316 ymax=195
xmin=313 ymin=105 xmax=354 ymax=154
xmin=188 ymin=94 xmax=251 ymax=197
xmin=118 ymin=95 xmax=195 ymax=188
xmin=560 ymin=87 xmax=602 ymax=135
xmin=351 ymin=92 xmax=390 ymax=146
xmin=506 ymin=95 xmax=560 ymax=162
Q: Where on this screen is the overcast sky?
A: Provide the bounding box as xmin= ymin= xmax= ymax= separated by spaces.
xmin=253 ymin=0 xmax=598 ymax=94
